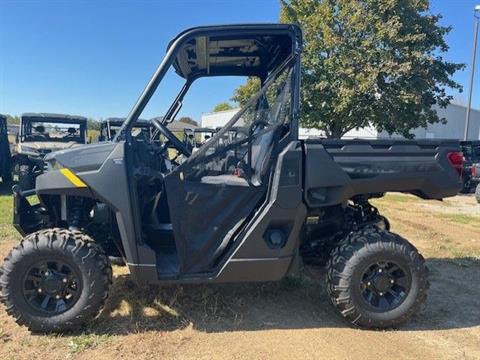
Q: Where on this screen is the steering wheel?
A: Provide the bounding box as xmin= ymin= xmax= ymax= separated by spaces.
xmin=249 ymin=119 xmax=270 ymax=135
xmin=152 ymin=120 xmax=191 ymax=157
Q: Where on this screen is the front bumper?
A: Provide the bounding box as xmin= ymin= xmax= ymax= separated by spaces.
xmin=12 ymin=185 xmax=45 ymax=237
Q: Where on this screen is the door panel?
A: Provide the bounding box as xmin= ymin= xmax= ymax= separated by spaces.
xmin=165 ymin=67 xmax=294 ymax=274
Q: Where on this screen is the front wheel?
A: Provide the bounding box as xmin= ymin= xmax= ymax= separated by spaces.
xmin=326 ymin=226 xmax=428 ymax=329
xmin=0 ymin=229 xmax=112 ymax=332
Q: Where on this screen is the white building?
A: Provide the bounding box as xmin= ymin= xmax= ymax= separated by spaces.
xmin=201 ymin=109 xmax=244 ymax=129
xmin=201 ymin=103 xmax=480 ymax=140
xmin=403 ymin=103 xmax=480 ymax=140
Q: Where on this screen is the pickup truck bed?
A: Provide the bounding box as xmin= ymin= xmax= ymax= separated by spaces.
xmin=303 ymin=138 xmax=462 ymax=207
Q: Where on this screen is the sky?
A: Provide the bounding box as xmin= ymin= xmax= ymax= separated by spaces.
xmin=0 ymin=0 xmax=479 ymax=123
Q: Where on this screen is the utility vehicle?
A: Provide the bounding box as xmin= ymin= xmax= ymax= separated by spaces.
xmin=12 ymin=113 xmax=87 ymax=190
xmin=460 ymin=140 xmax=480 ymax=194
xmin=184 ymin=127 xmax=217 ymax=151
xmin=0 ymin=24 xmax=463 ymax=333
xmin=469 ymin=162 xmax=480 ymax=202
xmin=98 ymin=118 xmax=152 ymax=142
xmin=0 ymin=114 xmax=12 ymax=183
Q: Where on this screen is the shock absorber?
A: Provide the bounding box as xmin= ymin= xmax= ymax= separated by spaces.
xmin=69 ymin=197 xmax=84 ymax=231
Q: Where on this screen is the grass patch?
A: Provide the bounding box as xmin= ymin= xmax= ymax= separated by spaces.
xmin=440 ymin=213 xmax=480 ymax=225
xmin=68 ymin=333 xmax=111 ymax=355
xmin=377 ymin=193 xmax=420 ymax=204
xmin=0 ymin=195 xmax=13 ymax=223
xmin=0 ymin=195 xmax=19 ymax=240
xmin=26 ymin=194 xmax=40 ymax=206
xmin=0 ymin=327 xmax=10 ymax=342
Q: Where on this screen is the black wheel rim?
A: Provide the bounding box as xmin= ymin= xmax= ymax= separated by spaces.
xmin=360 ymin=261 xmax=411 ymax=311
xmin=22 ymin=260 xmax=82 ymax=314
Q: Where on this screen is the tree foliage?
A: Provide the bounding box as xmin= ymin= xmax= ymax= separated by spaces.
xmin=178 ymin=116 xmax=198 ymax=127
xmin=212 ymin=102 xmax=235 ymax=112
xmin=231 ymin=78 xmax=261 ymax=107
xmin=233 ymin=0 xmax=464 ymax=138
xmin=5 ymin=115 xmax=20 ymax=125
xmin=87 ymin=118 xmax=101 ymax=131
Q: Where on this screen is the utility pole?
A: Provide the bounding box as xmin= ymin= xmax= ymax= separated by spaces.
xmin=464 ymin=5 xmax=480 ymax=141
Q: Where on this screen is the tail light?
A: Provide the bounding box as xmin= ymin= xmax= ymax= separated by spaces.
xmin=447 ymin=151 xmax=464 ymax=177
xmin=472 ymin=165 xmax=477 ymax=177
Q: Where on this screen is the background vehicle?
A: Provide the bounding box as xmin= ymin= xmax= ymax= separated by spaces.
xmin=98 ymin=117 xmax=152 ymax=142
xmin=460 ymin=140 xmax=480 ymax=193
xmin=0 ymin=114 xmax=12 ymax=183
xmin=183 ymin=127 xmax=217 ymax=151
xmin=0 ymin=24 xmax=462 ymax=333
xmin=12 ymin=113 xmax=87 ymax=190
xmin=470 ymin=162 xmax=480 ymax=202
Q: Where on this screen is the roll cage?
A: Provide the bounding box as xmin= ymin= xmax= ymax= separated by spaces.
xmin=116 ymin=24 xmax=302 ymax=144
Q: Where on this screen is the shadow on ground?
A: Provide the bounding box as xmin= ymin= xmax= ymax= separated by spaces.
xmin=79 ymin=257 xmax=480 ymax=336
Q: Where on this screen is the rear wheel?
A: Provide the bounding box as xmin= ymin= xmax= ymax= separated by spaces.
xmin=326 ymin=226 xmax=428 ymax=329
xmin=0 ymin=228 xmax=112 ymax=332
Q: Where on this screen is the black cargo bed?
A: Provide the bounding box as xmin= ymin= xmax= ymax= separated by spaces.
xmin=302 ymin=138 xmax=462 ymax=207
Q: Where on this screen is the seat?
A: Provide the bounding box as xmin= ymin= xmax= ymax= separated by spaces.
xmin=201 ymin=174 xmax=249 ymax=187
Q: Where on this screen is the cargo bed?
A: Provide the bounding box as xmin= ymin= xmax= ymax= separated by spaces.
xmin=303 ymin=138 xmax=462 ymax=207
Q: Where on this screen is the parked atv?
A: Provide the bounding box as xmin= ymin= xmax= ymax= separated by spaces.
xmin=183 ymin=127 xmax=217 ymax=152
xmin=98 ymin=117 xmax=152 ymax=142
xmin=469 ymin=162 xmax=480 ymax=203
xmin=460 ymin=140 xmax=480 ymax=193
xmin=0 ymin=24 xmax=463 ymax=333
xmin=0 ymin=114 xmax=12 ymax=183
xmin=12 ymin=113 xmax=87 ymax=190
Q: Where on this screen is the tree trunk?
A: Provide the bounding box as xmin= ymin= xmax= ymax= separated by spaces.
xmin=326 ymin=126 xmax=345 ymax=139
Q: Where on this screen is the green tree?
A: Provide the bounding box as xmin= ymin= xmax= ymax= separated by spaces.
xmin=6 ymin=115 xmax=20 ymax=125
xmin=178 ymin=116 xmax=198 ymax=127
xmin=231 ymin=79 xmax=261 ymax=107
xmin=87 ymin=118 xmax=101 ymax=131
xmin=212 ymin=102 xmax=234 ymax=112
xmin=234 ymin=0 xmax=464 ymax=138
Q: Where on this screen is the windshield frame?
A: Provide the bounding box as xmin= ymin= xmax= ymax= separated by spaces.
xmin=20 ymin=119 xmax=87 ymax=144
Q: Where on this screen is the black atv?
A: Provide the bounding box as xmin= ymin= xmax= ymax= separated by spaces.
xmin=0 ymin=24 xmax=463 ymax=333
xmin=0 ymin=114 xmax=12 ymax=183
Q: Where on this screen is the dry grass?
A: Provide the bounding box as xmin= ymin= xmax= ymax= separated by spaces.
xmin=0 ymin=187 xmax=479 ymax=359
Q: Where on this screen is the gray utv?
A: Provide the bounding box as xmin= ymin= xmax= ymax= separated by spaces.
xmin=12 ymin=113 xmax=87 ymax=190
xmin=0 ymin=24 xmax=463 ymax=333
xmin=0 ymin=115 xmax=12 ymax=183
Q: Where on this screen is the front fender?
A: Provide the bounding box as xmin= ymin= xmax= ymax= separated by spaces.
xmin=36 ymin=169 xmax=94 ymax=197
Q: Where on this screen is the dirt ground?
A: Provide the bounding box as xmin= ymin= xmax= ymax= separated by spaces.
xmin=0 ymin=193 xmax=479 ymax=360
